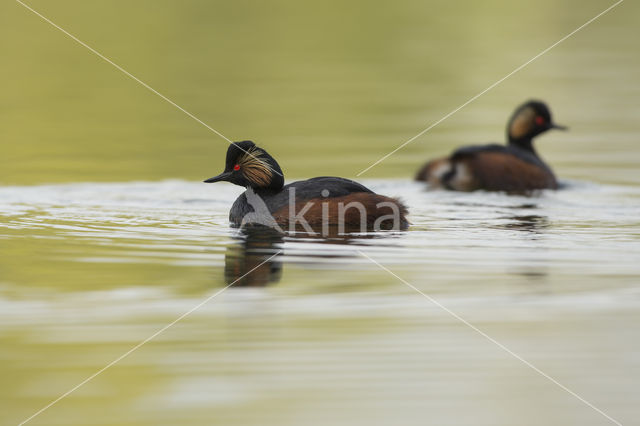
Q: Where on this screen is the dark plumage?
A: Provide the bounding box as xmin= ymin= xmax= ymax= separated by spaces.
xmin=205 ymin=141 xmax=408 ymax=232
xmin=415 ymin=100 xmax=567 ymax=193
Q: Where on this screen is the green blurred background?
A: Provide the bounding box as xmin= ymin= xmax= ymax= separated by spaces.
xmin=1 ymin=0 xmax=638 ymax=185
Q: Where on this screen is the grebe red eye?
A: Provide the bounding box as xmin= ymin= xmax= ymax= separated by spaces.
xmin=233 ymin=164 xmax=240 ymax=171
xmin=535 ymin=116 xmax=545 ymax=126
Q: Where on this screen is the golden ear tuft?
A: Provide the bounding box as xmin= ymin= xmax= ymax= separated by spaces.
xmin=238 ymin=146 xmax=273 ymax=186
xmin=510 ymin=106 xmax=536 ymax=140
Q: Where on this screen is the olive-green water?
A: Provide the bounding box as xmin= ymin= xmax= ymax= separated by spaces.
xmin=1 ymin=1 xmax=639 ymax=425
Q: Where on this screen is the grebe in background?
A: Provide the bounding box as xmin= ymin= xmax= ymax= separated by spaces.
xmin=415 ymin=100 xmax=567 ymax=193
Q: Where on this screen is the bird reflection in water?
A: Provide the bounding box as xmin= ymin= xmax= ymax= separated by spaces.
xmin=500 ymin=203 xmax=549 ymax=233
xmin=499 ymin=209 xmax=551 ymax=282
xmin=224 ymin=225 xmax=394 ymax=287
xmin=499 ymin=214 xmax=550 ymax=233
xmin=452 ymin=201 xmax=550 ymax=234
xmin=225 ymin=225 xmax=284 ymax=287
xmin=453 ymin=203 xmax=552 ymax=280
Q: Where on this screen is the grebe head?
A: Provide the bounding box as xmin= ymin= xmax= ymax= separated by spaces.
xmin=507 ymin=100 xmax=567 ymax=147
xmin=204 ymin=140 xmax=284 ymax=191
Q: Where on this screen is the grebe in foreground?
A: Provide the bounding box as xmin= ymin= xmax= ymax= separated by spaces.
xmin=205 ymin=141 xmax=408 ymax=232
xmin=415 ymin=100 xmax=567 ymax=193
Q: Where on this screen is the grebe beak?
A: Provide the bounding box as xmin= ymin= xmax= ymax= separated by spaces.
xmin=549 ymin=122 xmax=568 ymax=131
xmin=203 ymin=171 xmax=233 ymax=183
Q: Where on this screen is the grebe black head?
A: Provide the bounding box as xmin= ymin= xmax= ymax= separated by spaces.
xmin=507 ymin=100 xmax=567 ymax=150
xmin=204 ymin=140 xmax=284 ymax=192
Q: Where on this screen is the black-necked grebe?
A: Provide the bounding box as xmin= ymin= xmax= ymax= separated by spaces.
xmin=205 ymin=141 xmax=408 ymax=231
xmin=415 ymin=100 xmax=567 ymax=193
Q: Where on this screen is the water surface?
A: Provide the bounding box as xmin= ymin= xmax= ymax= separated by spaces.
xmin=2 ymin=180 xmax=640 ymax=425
